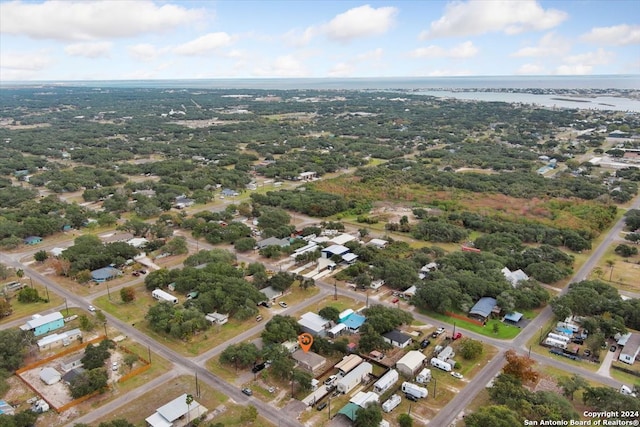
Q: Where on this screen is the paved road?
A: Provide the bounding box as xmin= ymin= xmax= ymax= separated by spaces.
xmin=2 ymin=194 xmax=638 ymax=426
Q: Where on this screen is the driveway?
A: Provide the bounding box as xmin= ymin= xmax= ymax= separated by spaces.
xmin=596 ymin=346 xmax=616 ymax=378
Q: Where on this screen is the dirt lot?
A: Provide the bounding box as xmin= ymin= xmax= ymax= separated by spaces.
xmin=18 ymin=348 xmax=126 ymax=411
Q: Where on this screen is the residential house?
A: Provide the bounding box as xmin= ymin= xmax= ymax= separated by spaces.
xmin=341 ymin=313 xmax=366 ymax=333
xmin=336 ymin=362 xmax=372 ymax=394
xmin=205 ymin=312 xmax=229 ymax=326
xmin=619 ymin=333 xmax=640 ymax=365
xmin=291 ymin=349 xmax=327 ymax=376
xmin=298 ymin=312 xmax=331 ymax=337
xmin=501 ymin=267 xmax=529 ymax=287
xmin=256 ymin=236 xmax=290 ymax=250
xmin=145 ymin=393 xmax=208 ymax=427
xmin=23 ymin=236 xmax=43 ymax=245
xmin=382 ymin=330 xmax=412 ymax=348
xmin=21 ymin=312 xmax=64 ymax=336
xmin=221 ymin=188 xmax=239 ymax=197
xmin=259 ymin=286 xmax=283 ymax=302
xmin=468 ymin=297 xmax=498 ymax=323
xmin=174 ymin=196 xmax=195 ymax=209
xmin=37 ymin=329 xmax=82 ymax=351
xmin=335 ymin=354 xmax=363 ymax=376
xmin=321 ymin=244 xmax=350 ymax=259
xmin=367 ymin=238 xmax=388 ymax=249
xmin=40 ymin=367 xmax=61 ymax=385
xmin=91 ymin=266 xmax=120 ymax=283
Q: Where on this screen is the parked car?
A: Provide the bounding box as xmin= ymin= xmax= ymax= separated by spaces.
xmin=88 ymin=305 xmax=96 ymax=312
xmin=452 ymin=332 xmax=462 ymax=340
xmin=610 ymin=345 xmax=617 ymax=352
xmin=132 ymin=271 xmax=140 ymax=277
xmin=252 ymin=363 xmax=266 ymax=373
xmin=405 ymin=393 xmax=418 ymax=402
xmin=316 ymin=402 xmax=327 ymax=411
xmin=420 ymin=339 xmax=431 ymax=348
xmin=279 ymin=301 xmax=288 ymax=308
xmin=391 ymin=298 xmax=399 ymax=303
xmin=324 ymin=375 xmax=338 ymax=385
xmin=255 ymin=315 xmax=263 ymax=322
xmin=257 ymin=301 xmax=271 ymax=308
xmin=242 ymin=388 xmax=253 ymax=396
xmin=451 ymin=372 xmax=463 ymax=379
xmin=584 ymin=349 xmax=591 ymax=357
xmin=431 ymin=327 xmax=445 ymax=338
xmin=112 ymin=362 xmax=119 ymax=371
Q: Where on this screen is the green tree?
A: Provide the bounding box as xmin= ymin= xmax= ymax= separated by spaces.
xmin=79 ymin=314 xmax=95 ymax=331
xmin=123 ymin=353 xmax=138 ymax=371
xmin=557 ymin=374 xmax=588 ymax=401
xmin=464 ymin=405 xmax=522 ymax=427
xmin=261 ymin=315 xmax=300 ymax=345
xmin=398 ymin=413 xmax=413 ymax=427
xmin=120 ymin=287 xmax=135 ymax=303
xmin=81 ymin=339 xmax=114 ymax=370
xmin=318 ymin=306 xmax=340 ymax=323
xmin=34 ymin=250 xmax=49 ymax=263
xmin=459 ymin=338 xmax=484 ymax=360
xmin=17 ymin=287 xmax=40 ymax=303
xmin=234 ymin=237 xmax=256 ymax=252
xmin=354 ymin=403 xmax=382 ymax=427
xmin=240 ymin=405 xmax=258 ymax=423
xmin=220 ymin=342 xmax=260 ymax=369
xmin=0 ymin=299 xmax=12 ymax=319
xmin=0 ymin=329 xmax=34 ymax=371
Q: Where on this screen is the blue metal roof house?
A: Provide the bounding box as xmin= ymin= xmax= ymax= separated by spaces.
xmin=341 ymin=313 xmax=366 ymax=333
xmin=91 ymin=266 xmax=120 ymax=283
xmin=23 ymin=236 xmax=43 ymax=245
xmin=21 ymin=312 xmax=64 ymax=336
xmin=469 ymin=297 xmax=498 ymax=323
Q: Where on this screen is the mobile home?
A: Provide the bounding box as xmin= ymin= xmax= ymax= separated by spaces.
xmin=373 ymin=369 xmax=398 ymax=394
xmin=152 ymin=288 xmax=178 ymax=304
xmin=401 ymin=382 xmax=428 ymax=399
xmin=544 ymin=337 xmax=568 ymax=349
xmin=430 ymin=357 xmax=452 ymax=372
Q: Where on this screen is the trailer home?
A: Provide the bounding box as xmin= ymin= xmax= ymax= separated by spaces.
xmin=336 ymin=362 xmax=372 ymax=394
xmin=401 ymin=382 xmax=428 ymax=399
xmin=373 ymin=369 xmax=398 ymax=394
xmin=430 ymin=357 xmax=452 ymax=372
xmin=152 ymin=288 xmax=178 ymax=304
xmin=544 ymin=337 xmax=568 ymax=349
xmin=547 ymin=333 xmax=571 ymax=343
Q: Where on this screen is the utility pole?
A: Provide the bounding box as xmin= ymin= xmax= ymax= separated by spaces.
xmin=64 ymin=298 xmax=69 ymax=316
xmin=106 ymin=281 xmax=111 ymax=301
xmin=334 ymin=280 xmax=337 ymax=301
xmin=148 ymin=345 xmax=152 ymax=364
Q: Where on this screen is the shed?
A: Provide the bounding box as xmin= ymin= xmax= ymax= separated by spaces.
xmin=469 ymin=297 xmax=497 ymax=322
xmin=292 ymin=349 xmax=327 ymax=376
xmin=342 ymin=313 xmax=366 ymax=332
xmin=396 ymin=351 xmax=426 ymax=377
xmin=40 ymin=367 xmax=61 ymax=385
xmin=91 ymin=266 xmax=120 ymax=283
xmin=373 ymin=369 xmax=399 ymax=394
xmin=504 ymin=312 xmax=523 ymax=324
xmin=382 ymin=330 xmax=412 ymax=348
xmin=370 ymin=279 xmax=385 ymax=290
xmin=328 ymin=323 xmax=347 ymax=338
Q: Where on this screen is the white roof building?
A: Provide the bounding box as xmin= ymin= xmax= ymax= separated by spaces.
xmin=330 ymin=233 xmax=356 ymax=246
xmin=40 ymin=367 xmax=61 ymax=385
xmin=127 ymin=237 xmax=149 ymax=248
xmin=146 ymin=393 xmax=207 ymax=427
xmin=367 ymin=238 xmax=388 ymax=249
xmin=298 ymin=312 xmax=331 ymax=336
xmin=350 ymin=391 xmax=379 ymax=407
xmin=396 ymin=351 xmax=426 ymax=377
xmin=501 ymin=267 xmax=529 ymax=287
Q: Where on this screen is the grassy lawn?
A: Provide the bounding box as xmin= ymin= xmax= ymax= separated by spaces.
xmin=609 ymin=362 xmax=640 ymax=386
xmin=93 ymin=374 xmax=274 ymax=427
xmin=300 ymin=294 xmax=361 ymax=315
xmin=587 ymin=243 xmax=640 ymax=294
xmin=418 ymin=309 xmax=522 ymax=340
xmin=1 ymin=283 xmax=65 ymax=325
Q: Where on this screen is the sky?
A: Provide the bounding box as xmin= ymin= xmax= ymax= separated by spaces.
xmin=1 ymin=0 xmax=639 ymax=81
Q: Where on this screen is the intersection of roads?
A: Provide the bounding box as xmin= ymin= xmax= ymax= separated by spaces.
xmin=1 ymin=194 xmax=638 ymax=427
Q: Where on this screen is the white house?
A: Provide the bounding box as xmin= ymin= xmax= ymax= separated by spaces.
xmin=205 ymin=312 xmax=228 ymax=325
xmin=382 ymin=330 xmax=412 ymax=348
xmin=619 ymin=333 xmax=640 ymax=365
xmin=145 ymin=393 xmax=207 ymax=427
xmin=501 ymin=267 xmax=529 ymax=287
xmin=298 ymin=312 xmax=331 ymax=337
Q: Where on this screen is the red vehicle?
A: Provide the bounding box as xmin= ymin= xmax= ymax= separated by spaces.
xmin=391 ymin=298 xmax=399 ymax=303
xmin=452 ymin=332 xmax=462 ymax=340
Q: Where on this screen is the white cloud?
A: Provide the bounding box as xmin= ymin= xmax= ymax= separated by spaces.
xmin=420 ymin=0 xmax=567 ymax=39
xmin=356 ymin=48 xmax=384 ymax=61
xmin=555 ymin=64 xmax=593 ymax=75
xmin=65 ymin=42 xmax=112 ymax=58
xmin=128 ymin=44 xmax=160 ymax=62
xmin=173 ymin=32 xmax=233 ymax=56
xmin=281 ymin=5 xmax=396 ymax=47
xmin=581 ymin=24 xmax=640 ymax=46
xmin=564 ymin=48 xmax=614 ymax=66
xmin=1 ymin=51 xmax=53 ymax=70
xmin=512 ymin=32 xmax=570 ymax=57
xmin=328 ymin=62 xmax=355 ymax=77
xmin=426 ymin=69 xmax=472 ymax=77
xmin=0 ymin=0 xmax=204 ymax=41
xmin=556 ymin=48 xmax=615 ymax=75
xmin=324 ymin=5 xmax=398 ymax=42
xmin=252 ymin=55 xmax=309 ymax=77
xmin=516 ymin=63 xmax=545 ymax=75
xmin=409 ymin=41 xmax=478 ymax=58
